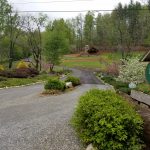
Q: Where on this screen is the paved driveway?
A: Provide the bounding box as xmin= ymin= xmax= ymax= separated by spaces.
xmin=0 ymin=70 xmax=111 ymax=150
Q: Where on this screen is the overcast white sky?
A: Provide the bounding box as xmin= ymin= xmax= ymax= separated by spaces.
xmin=7 ymin=0 xmax=142 ymax=19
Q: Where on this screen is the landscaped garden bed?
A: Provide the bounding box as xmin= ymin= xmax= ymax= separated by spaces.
xmin=0 ymin=61 xmax=72 ymax=88
xmin=42 ymin=76 xmax=81 ymax=95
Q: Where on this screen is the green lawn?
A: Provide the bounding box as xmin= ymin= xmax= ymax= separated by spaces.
xmin=0 ymin=74 xmax=51 ymax=88
xmin=61 ymin=55 xmax=104 ymax=69
xmin=61 ymin=51 xmax=145 ymax=70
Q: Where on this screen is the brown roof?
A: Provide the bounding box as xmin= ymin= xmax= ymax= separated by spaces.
xmin=140 ymin=50 xmax=150 ymax=62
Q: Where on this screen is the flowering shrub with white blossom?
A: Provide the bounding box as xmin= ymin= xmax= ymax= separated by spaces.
xmin=117 ymin=57 xmax=146 ymax=84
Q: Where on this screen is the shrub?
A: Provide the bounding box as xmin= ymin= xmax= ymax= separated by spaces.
xmin=72 ymin=89 xmax=143 ymax=150
xmin=104 ymin=63 xmax=119 ymax=76
xmin=117 ymin=57 xmax=146 ymax=84
xmin=101 ymin=76 xmax=131 ymax=94
xmin=44 ymin=77 xmax=65 ymax=91
xmin=0 ymin=65 xmax=4 ymax=71
xmin=136 ymin=83 xmax=150 ymax=95
xmin=101 ymin=76 xmax=116 ymax=84
xmin=0 ymin=77 xmax=7 ymax=82
xmin=16 ymin=61 xmax=29 ymax=69
xmin=65 ymin=76 xmax=80 ymax=86
xmin=13 ymin=68 xmax=39 ymax=78
xmin=0 ymin=68 xmax=39 ymax=78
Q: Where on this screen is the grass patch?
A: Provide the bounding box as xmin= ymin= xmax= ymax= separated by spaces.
xmin=136 ymin=83 xmax=150 ymax=95
xmin=61 ymin=51 xmax=144 ymax=70
xmin=61 ymin=55 xmax=103 ymax=69
xmin=0 ymin=74 xmax=51 ymax=88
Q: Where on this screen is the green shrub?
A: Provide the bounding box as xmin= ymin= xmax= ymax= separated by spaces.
xmin=72 ymin=89 xmax=143 ymax=150
xmin=101 ymin=76 xmax=131 ymax=94
xmin=101 ymin=76 xmax=115 ymax=84
xmin=65 ymin=76 xmax=80 ymax=86
xmin=16 ymin=61 xmax=29 ymax=69
xmin=0 ymin=77 xmax=7 ymax=82
xmin=136 ymin=83 xmax=150 ymax=94
xmin=0 ymin=65 xmax=4 ymax=71
xmin=117 ymin=57 xmax=146 ymax=84
xmin=44 ymin=77 xmax=65 ymax=91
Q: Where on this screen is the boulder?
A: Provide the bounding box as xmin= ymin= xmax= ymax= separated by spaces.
xmin=65 ymin=82 xmax=73 ymax=88
xmin=86 ymin=144 xmax=95 ymax=150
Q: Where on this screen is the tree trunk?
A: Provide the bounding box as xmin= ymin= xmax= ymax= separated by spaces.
xmin=35 ymin=59 xmax=39 ymax=71
xmin=49 ymin=64 xmax=54 ymax=72
xmin=9 ymin=41 xmax=13 ymax=69
xmin=39 ymin=53 xmax=42 ymax=71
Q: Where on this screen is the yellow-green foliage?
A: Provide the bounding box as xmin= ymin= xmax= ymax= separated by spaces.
xmin=16 ymin=61 xmax=29 ymax=69
xmin=72 ymin=89 xmax=143 ymax=150
xmin=0 ymin=65 xmax=4 ymax=71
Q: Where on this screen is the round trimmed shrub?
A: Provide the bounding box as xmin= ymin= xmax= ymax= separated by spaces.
xmin=0 ymin=65 xmax=4 ymax=71
xmin=44 ymin=78 xmax=65 ymax=91
xmin=72 ymin=89 xmax=143 ymax=150
xmin=16 ymin=61 xmax=29 ymax=69
xmin=65 ymin=76 xmax=80 ymax=86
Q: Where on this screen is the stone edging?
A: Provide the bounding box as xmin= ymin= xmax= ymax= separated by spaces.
xmin=0 ymin=81 xmax=45 ymax=90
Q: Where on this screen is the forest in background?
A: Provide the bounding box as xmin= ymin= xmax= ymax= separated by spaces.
xmin=1 ymin=0 xmax=150 ymax=70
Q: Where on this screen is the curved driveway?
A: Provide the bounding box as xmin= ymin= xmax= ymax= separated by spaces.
xmin=0 ymin=69 xmax=111 ymax=150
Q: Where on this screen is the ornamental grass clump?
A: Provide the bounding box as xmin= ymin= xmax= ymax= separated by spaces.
xmin=72 ymin=89 xmax=143 ymax=150
xmin=117 ymin=57 xmax=146 ymax=84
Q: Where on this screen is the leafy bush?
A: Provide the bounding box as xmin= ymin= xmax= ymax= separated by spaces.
xmin=44 ymin=77 xmax=65 ymax=91
xmin=136 ymin=83 xmax=150 ymax=94
xmin=117 ymin=57 xmax=146 ymax=84
xmin=72 ymin=89 xmax=143 ymax=150
xmin=65 ymin=76 xmax=80 ymax=86
xmin=54 ymin=68 xmax=71 ymax=75
xmin=0 ymin=65 xmax=4 ymax=71
xmin=101 ymin=76 xmax=131 ymax=94
xmin=0 ymin=77 xmax=7 ymax=82
xmin=101 ymin=76 xmax=116 ymax=83
xmin=16 ymin=61 xmax=29 ymax=69
xmin=104 ymin=63 xmax=119 ymax=76
xmin=13 ymin=68 xmax=39 ymax=78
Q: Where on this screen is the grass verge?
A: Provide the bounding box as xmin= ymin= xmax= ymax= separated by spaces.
xmin=0 ymin=74 xmax=51 ymax=88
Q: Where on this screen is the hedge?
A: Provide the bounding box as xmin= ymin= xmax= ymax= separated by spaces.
xmin=72 ymin=89 xmax=143 ymax=150
xmin=65 ymin=76 xmax=81 ymax=86
xmin=44 ymin=77 xmax=65 ymax=91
